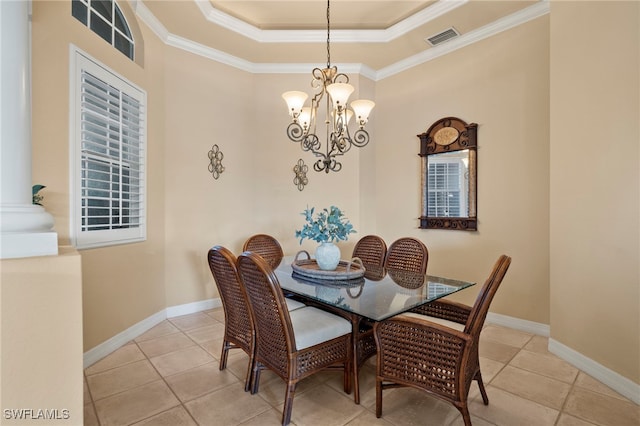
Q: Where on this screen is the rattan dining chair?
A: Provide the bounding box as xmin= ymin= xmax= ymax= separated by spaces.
xmin=237 ymin=251 xmax=353 ymax=426
xmin=374 ymin=255 xmax=512 ymax=426
xmin=352 ymin=235 xmax=387 ymax=280
xmin=242 ymin=234 xmax=284 ymax=270
xmin=384 ymin=237 xmax=429 ymax=275
xmin=206 ymin=246 xmax=254 ymax=391
xmin=242 ymin=234 xmax=305 ymax=312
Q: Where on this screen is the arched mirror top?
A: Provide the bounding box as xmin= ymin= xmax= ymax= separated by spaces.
xmin=418 ymin=117 xmax=477 ymax=231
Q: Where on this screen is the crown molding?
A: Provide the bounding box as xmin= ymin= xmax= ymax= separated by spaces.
xmin=135 ymin=0 xmax=549 ymax=81
xmin=194 ymin=0 xmax=468 ymax=44
xmin=252 ymin=62 xmax=377 ymax=81
xmin=133 ymin=0 xmax=169 ymax=42
xmin=377 ymin=0 xmax=550 ymax=80
xmin=167 ymin=33 xmax=255 ymax=72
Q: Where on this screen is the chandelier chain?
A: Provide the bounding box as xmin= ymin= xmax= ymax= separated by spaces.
xmin=326 ymin=0 xmax=331 ymax=68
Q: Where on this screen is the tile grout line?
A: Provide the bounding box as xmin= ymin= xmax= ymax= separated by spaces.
xmin=127 ymin=338 xmax=195 ymax=425
xmin=83 ymin=371 xmax=102 ymax=426
xmin=148 ymin=315 xmax=238 ymax=426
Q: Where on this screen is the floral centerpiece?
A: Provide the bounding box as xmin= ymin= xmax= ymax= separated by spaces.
xmin=295 ymin=206 xmax=356 ymax=270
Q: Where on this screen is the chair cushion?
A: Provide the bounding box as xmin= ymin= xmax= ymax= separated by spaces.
xmin=289 ymin=307 xmax=351 ymax=350
xmin=285 ymin=297 xmax=305 ymax=311
xmin=401 ymin=312 xmax=465 ymax=331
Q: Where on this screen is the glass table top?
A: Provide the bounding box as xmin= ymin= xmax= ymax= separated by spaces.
xmin=274 ymin=257 xmax=475 ymax=322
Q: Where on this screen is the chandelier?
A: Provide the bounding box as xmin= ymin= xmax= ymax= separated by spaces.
xmin=282 ymin=0 xmax=375 ymax=173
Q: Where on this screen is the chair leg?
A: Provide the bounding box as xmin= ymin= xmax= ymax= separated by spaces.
xmin=219 ymin=341 xmax=230 ymax=370
xmin=281 ymin=382 xmax=296 ymax=426
xmin=375 ymin=378 xmax=383 ymax=418
xmin=244 ymin=354 xmax=254 ymax=392
xmin=476 ymin=372 xmax=489 ymax=405
xmin=457 ymin=404 xmax=472 ymax=426
xmin=343 ymin=360 xmax=352 ymax=394
xmin=251 ymin=363 xmax=262 ymax=394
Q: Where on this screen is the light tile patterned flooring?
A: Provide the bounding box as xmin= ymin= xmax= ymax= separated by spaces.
xmin=84 ymin=308 xmax=639 ymax=426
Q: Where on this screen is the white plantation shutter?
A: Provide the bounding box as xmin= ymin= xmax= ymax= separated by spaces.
xmin=71 ymin=49 xmax=146 ymax=248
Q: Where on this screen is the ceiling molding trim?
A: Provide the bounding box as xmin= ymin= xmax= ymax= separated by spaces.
xmin=135 ymin=0 xmax=549 ymax=81
xmin=253 ymin=62 xmax=377 ymax=81
xmin=133 ymin=0 xmax=169 ymax=42
xmin=194 ymin=0 xmax=263 ymax=41
xmin=194 ymin=0 xmax=468 ymax=44
xmin=166 ymin=34 xmax=255 ymax=73
xmin=383 ymin=0 xmax=468 ymax=42
xmin=376 ymin=0 xmax=550 ymax=80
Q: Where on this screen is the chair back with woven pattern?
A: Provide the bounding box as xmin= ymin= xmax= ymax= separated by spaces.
xmin=464 ymin=255 xmax=512 ymax=337
xmin=243 ymin=234 xmax=284 ymax=270
xmin=237 ymin=251 xmax=295 ymax=379
xmin=207 ymin=246 xmax=253 ymax=353
xmin=384 ymin=237 xmax=429 ymax=275
xmin=207 ymin=246 xmax=254 ymax=392
xmin=352 ymin=235 xmax=387 ymax=267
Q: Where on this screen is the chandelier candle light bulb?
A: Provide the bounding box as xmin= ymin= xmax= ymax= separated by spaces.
xmin=350 ymin=99 xmax=375 ymax=127
xmin=282 ymin=91 xmax=308 ymax=120
xmin=326 ymin=83 xmax=354 ymax=111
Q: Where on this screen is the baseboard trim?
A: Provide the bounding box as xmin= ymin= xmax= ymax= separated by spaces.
xmin=83 ymin=298 xmax=222 ymax=368
xmin=486 ymin=312 xmax=550 ymax=337
xmin=165 ymin=298 xmax=222 ymax=318
xmin=83 ymin=309 xmax=167 ymax=368
xmin=549 ymin=338 xmax=640 ymax=405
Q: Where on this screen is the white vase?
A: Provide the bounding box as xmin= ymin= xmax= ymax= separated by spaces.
xmin=315 ymin=242 xmax=341 ymax=270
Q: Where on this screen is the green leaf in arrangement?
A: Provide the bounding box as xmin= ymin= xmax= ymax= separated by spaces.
xmin=295 ymin=205 xmax=356 ymax=244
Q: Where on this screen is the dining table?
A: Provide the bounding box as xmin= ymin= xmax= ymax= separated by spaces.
xmin=274 ymin=254 xmax=476 ymax=404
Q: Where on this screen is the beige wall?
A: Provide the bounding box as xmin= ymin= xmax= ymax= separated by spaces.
xmin=162 ymin=47 xmax=256 ymax=307
xmin=373 ymin=17 xmax=551 ymax=324
xmin=549 ymin=1 xmax=639 ymax=383
xmin=31 ymin=1 xmax=167 ymax=350
xmin=0 ymin=248 xmax=83 ymax=424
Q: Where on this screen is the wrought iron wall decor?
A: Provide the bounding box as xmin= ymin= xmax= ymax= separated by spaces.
xmin=208 ymin=144 xmax=225 ymax=179
xmin=293 ymin=159 xmax=309 ymax=191
xmin=418 ymin=117 xmax=477 ymax=230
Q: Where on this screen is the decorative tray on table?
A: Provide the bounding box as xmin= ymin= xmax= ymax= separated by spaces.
xmin=291 ymin=250 xmax=365 ymax=281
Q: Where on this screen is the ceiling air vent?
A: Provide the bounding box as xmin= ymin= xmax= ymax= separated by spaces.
xmin=425 ymin=27 xmax=460 ymax=46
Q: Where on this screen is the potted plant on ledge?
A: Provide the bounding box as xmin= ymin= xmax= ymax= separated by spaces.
xmin=295 ymin=206 xmax=356 ymax=270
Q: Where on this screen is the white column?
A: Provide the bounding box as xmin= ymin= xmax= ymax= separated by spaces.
xmin=0 ymin=0 xmax=57 ymax=259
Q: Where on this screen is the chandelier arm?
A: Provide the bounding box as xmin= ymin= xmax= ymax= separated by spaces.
xmin=334 ymin=72 xmax=349 ymax=84
xmin=351 ymin=129 xmax=371 ymax=148
xmin=301 ymin=134 xmax=321 ymax=153
xmin=286 ymin=122 xmax=305 ymax=142
xmin=313 ymin=156 xmax=342 ymax=174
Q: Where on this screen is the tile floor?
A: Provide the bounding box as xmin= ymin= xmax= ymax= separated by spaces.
xmin=84 ymin=309 xmax=639 ymax=426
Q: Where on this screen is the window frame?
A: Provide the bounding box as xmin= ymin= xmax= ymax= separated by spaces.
xmin=70 ymin=47 xmax=147 ymax=249
xmin=71 ymin=0 xmax=134 ymax=60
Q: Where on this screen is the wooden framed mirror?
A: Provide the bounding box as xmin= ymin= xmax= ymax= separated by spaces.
xmin=418 ymin=117 xmax=477 ymax=230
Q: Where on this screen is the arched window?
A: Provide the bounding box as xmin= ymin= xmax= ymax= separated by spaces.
xmin=72 ymin=0 xmax=134 ymax=60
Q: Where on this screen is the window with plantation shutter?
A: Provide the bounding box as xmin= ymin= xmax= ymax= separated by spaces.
xmin=71 ymin=49 xmax=146 ymax=248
